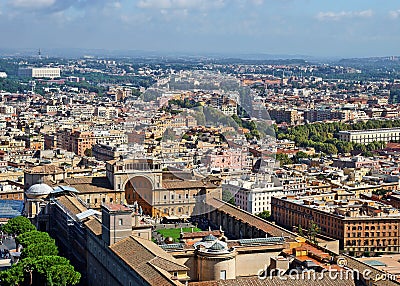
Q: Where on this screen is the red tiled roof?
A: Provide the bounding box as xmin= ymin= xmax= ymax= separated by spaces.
xmin=181 ymin=230 xmax=222 ymax=239
xmin=110 ymin=236 xmax=186 ymax=286
xmin=206 ymin=198 xmax=296 ymax=239
xmin=25 ymin=164 xmax=64 ymax=174
xmin=189 ymin=273 xmax=356 ymax=286
xmin=102 ymin=204 xmax=131 ymax=212
xmin=162 ymin=180 xmax=218 ymax=190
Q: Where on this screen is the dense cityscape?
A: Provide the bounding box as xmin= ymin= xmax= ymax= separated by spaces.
xmin=0 ymin=53 xmax=399 ymax=285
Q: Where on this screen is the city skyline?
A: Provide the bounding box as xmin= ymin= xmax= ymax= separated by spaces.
xmin=1 ymin=0 xmax=400 ymax=58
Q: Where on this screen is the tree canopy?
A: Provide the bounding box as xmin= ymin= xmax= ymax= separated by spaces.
xmin=20 ymin=242 xmax=59 ymax=259
xmin=277 ymin=120 xmax=391 ymax=155
xmin=0 ymin=220 xmax=80 ymax=286
xmin=16 ymin=231 xmax=55 ymax=249
xmin=2 ymin=216 xmax=36 ymax=236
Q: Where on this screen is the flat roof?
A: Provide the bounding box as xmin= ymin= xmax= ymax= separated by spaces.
xmin=102 ymin=204 xmax=131 ymax=212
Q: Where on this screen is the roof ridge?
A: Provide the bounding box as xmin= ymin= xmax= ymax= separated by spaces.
xmin=150 ymin=256 xmax=189 ymax=270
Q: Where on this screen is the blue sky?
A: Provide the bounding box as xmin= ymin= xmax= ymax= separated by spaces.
xmin=1 ymin=0 xmax=399 ymax=57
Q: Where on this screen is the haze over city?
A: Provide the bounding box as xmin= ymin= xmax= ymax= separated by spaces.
xmin=1 ymin=0 xmax=400 ymax=57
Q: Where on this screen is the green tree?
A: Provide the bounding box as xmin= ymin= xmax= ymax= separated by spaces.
xmin=84 ymin=148 xmax=92 ymax=157
xmin=256 ymin=210 xmax=271 ymax=221
xmin=298 ymin=225 xmax=304 ymax=237
xmin=21 ymin=256 xmax=81 ymax=286
xmin=2 ymin=216 xmax=36 ymax=236
xmin=21 ymin=241 xmax=59 ymax=259
xmin=222 ymin=189 xmax=235 ymax=205
xmin=16 ymin=230 xmax=55 ymax=248
xmin=308 ymin=221 xmax=320 ymax=244
xmin=0 ymin=262 xmax=24 ymax=286
xmin=276 ymin=153 xmax=293 ymax=166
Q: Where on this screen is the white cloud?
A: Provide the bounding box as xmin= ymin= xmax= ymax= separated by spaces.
xmin=137 ymin=0 xmax=225 ymax=10
xmin=389 ymin=9 xmax=400 ymax=19
xmin=249 ymin=0 xmax=264 ymax=5
xmin=10 ymin=0 xmax=55 ymax=9
xmin=112 ymin=2 xmax=122 ymax=9
xmin=316 ymin=9 xmax=373 ymax=21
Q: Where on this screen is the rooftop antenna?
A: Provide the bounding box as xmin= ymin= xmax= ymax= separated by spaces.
xmin=38 ymin=48 xmax=42 ymax=60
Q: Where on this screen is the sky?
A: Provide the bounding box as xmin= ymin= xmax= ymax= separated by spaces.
xmin=0 ymin=0 xmax=400 ymax=58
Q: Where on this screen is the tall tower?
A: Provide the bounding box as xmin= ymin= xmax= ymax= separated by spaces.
xmin=38 ymin=48 xmax=42 ymax=60
xmin=101 ymin=204 xmax=133 ymax=246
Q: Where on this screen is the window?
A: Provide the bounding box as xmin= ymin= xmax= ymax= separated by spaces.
xmin=220 ymin=270 xmax=226 ymax=280
xmin=95 ymin=198 xmax=98 ymax=204
xmin=110 ymin=198 xmax=113 ymax=203
xmin=87 ymin=198 xmax=90 ymax=203
xmin=164 ymin=195 xmax=167 ymax=200
xmin=102 ymin=198 xmax=106 ymax=203
xmin=119 ymin=219 xmax=123 ymax=226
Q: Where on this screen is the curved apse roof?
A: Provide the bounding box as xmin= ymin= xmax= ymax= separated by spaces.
xmin=26 ymin=183 xmax=53 ymax=196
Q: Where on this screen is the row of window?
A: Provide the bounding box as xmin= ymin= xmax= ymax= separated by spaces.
xmin=348 ymin=231 xmax=398 ymax=238
xmin=347 ymin=224 xmax=398 ymax=231
xmin=163 ymin=193 xmax=193 ymax=200
xmin=163 ymin=206 xmax=190 ymax=214
xmin=86 ymin=197 xmax=114 ymax=204
xmin=346 ymin=238 xmax=398 ymax=246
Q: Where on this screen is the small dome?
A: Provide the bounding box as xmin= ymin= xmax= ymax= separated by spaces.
xmin=164 ymin=237 xmax=174 ymax=244
xmin=209 ymin=241 xmax=226 ymax=251
xmin=26 ymin=183 xmax=53 ymax=196
xmin=202 ymin=234 xmax=217 ymax=242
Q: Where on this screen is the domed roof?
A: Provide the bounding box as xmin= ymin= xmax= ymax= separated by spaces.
xmin=202 ymin=234 xmax=217 ymax=242
xmin=26 ymin=183 xmax=53 ymax=196
xmin=209 ymin=241 xmax=226 ymax=251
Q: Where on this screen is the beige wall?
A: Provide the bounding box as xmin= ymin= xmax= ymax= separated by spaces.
xmin=235 ymin=251 xmax=282 ymax=277
xmin=175 ymin=256 xmax=196 ymax=281
xmin=198 ymin=256 xmax=236 ymax=281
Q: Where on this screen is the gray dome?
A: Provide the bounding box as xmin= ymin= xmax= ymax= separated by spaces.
xmin=202 ymin=234 xmax=217 ymax=242
xmin=209 ymin=241 xmax=226 ymax=251
xmin=26 ymin=183 xmax=53 ymax=196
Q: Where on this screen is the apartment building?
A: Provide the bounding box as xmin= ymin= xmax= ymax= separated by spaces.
xmin=18 ymin=67 xmax=61 ymax=78
xmin=304 ymin=109 xmax=351 ymax=123
xmin=223 ymin=176 xmax=301 ymax=214
xmin=57 ymin=129 xmax=127 ymax=156
xmin=268 ymin=108 xmax=299 ymax=125
xmin=272 ymin=191 xmax=400 ymax=256
xmin=338 ymin=127 xmax=400 ymax=144
xmin=202 ymin=148 xmax=248 ymax=172
xmin=94 ymin=106 xmax=118 ymax=119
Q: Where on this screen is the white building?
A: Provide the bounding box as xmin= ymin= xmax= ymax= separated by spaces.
xmin=0 ymin=105 xmax=15 ymax=115
xmin=94 ymin=106 xmax=118 ymax=119
xmin=338 ymin=127 xmax=400 ymax=144
xmin=18 ymin=67 xmax=61 ymax=78
xmin=223 ymin=175 xmax=303 ymax=214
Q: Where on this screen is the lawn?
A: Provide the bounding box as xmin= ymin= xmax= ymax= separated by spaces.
xmin=156 ymin=227 xmax=202 ymax=242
